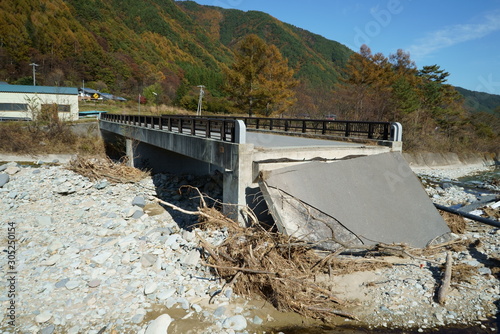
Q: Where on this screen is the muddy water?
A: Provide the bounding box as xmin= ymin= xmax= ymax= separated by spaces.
xmin=142 ymin=301 xmax=498 ymax=334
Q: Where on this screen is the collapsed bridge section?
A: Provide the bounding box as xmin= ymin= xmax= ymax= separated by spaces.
xmin=258 ymin=152 xmax=451 ymax=249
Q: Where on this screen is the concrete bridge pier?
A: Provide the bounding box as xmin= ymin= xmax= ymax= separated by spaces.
xmin=221 ymin=143 xmax=255 ymax=222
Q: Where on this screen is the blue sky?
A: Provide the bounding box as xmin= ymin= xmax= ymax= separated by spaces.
xmin=188 ymin=0 xmax=500 ymax=95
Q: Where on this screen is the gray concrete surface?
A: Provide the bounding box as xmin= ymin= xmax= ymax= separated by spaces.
xmin=246 ymin=132 xmax=363 ymax=148
xmin=259 ymin=152 xmax=451 ymax=249
xmin=99 ymin=120 xmax=401 ymax=224
xmin=403 ymin=152 xmax=498 ymax=168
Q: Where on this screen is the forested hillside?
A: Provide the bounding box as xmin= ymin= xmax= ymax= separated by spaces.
xmin=177 ymin=1 xmax=352 ymax=87
xmin=1 ymin=0 xmax=234 ymax=105
xmin=0 ymin=0 xmax=498 ymax=151
xmin=455 ymin=87 xmax=500 ymax=114
xmin=0 ymin=0 xmax=351 ymax=108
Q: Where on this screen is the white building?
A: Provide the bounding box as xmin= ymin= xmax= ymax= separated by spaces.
xmin=0 ymin=84 xmax=79 ymax=121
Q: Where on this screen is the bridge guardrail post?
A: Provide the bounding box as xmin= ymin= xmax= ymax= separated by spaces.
xmin=368 ymin=123 xmax=374 ymax=139
xmin=390 ymin=122 xmax=403 ymax=142
xmin=222 ymin=121 xmax=228 ymax=142
xmin=234 ymin=120 xmax=246 ymax=144
xmin=206 ymin=120 xmax=211 ymax=139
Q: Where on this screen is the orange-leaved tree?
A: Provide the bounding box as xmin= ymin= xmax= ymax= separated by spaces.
xmin=224 ymin=34 xmax=298 ymax=116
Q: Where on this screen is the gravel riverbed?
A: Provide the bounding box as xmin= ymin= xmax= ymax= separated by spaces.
xmin=0 ymin=160 xmax=499 ymax=333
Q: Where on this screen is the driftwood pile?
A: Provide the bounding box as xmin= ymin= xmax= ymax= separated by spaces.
xmin=153 ymin=187 xmax=483 ymax=321
xmin=67 ymin=155 xmax=149 ymax=183
xmin=155 ymin=188 xmax=406 ymax=321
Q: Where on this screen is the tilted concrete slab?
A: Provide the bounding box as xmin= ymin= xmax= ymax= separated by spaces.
xmin=258 ymin=152 xmax=450 ymax=249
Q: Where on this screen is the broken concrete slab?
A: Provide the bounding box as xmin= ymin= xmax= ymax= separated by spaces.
xmin=258 ymin=152 xmax=450 ymax=249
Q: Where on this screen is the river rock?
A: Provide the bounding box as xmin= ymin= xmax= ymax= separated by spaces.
xmin=180 ymin=249 xmax=200 ymax=266
xmin=141 ymin=254 xmax=157 ymax=267
xmin=94 ymin=180 xmax=109 ymax=190
xmin=55 ymin=181 xmax=76 ymax=195
xmin=40 ymin=324 xmax=55 ymax=334
xmin=157 ymin=288 xmax=176 ymax=301
xmin=48 ymin=240 xmax=64 ymax=252
xmin=37 ymin=216 xmax=53 ymax=226
xmin=65 ymin=280 xmax=80 ymax=290
xmin=88 ymin=279 xmax=101 ymax=288
xmin=55 ymin=278 xmax=70 ymax=288
xmin=35 ymin=310 xmax=53 ymax=323
xmin=91 ymin=251 xmax=113 ymax=265
xmin=4 ymin=166 xmax=20 ymax=175
xmin=144 ymin=282 xmax=158 ymax=295
xmin=222 ymin=315 xmax=247 ymax=331
xmin=132 ymin=196 xmax=146 ymax=208
xmin=252 ymin=315 xmax=263 ymax=325
xmin=145 ymin=314 xmax=172 ymax=334
xmin=0 ymin=173 xmax=9 ymax=187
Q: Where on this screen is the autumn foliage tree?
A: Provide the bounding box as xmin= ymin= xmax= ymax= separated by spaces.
xmin=333 ymin=45 xmax=485 ymax=151
xmin=224 ymin=34 xmax=298 ymax=116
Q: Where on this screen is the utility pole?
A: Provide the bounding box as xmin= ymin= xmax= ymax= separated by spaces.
xmin=138 ymin=94 xmax=141 ymax=115
xmin=197 ymin=85 xmax=205 ymax=116
xmin=29 ymin=63 xmax=39 ymax=86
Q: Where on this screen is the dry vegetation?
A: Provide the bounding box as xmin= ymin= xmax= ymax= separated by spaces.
xmin=149 ymin=184 xmax=500 ymax=323
xmin=439 ymin=210 xmax=467 ymax=234
xmin=155 ymin=189 xmax=468 ymax=322
xmin=0 ymin=120 xmax=104 ymax=155
xmin=67 ymin=155 xmax=149 ymax=183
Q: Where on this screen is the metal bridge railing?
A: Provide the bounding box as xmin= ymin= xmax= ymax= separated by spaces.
xmin=101 ymin=114 xmax=399 ymax=142
xmin=100 ymin=114 xmax=239 ymax=143
xmin=181 ymin=115 xmax=394 ymax=141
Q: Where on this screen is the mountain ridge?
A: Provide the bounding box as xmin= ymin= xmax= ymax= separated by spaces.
xmin=0 ymin=0 xmax=498 ymax=114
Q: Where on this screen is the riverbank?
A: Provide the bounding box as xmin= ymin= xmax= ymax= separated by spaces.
xmin=403 ymin=151 xmax=499 ymax=171
xmin=0 ymin=157 xmax=499 ymax=333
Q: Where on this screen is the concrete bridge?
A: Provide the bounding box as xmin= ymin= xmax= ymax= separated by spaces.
xmin=99 ymin=114 xmax=450 ymax=250
xmin=99 ymin=114 xmax=400 ymax=214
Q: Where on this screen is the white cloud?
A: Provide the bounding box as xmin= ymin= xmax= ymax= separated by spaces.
xmin=408 ymin=11 xmax=500 ymax=59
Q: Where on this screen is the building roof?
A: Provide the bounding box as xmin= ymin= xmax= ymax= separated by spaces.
xmin=80 ymin=87 xmax=100 ymax=94
xmin=100 ymin=93 xmax=127 ymax=101
xmin=0 ymin=84 xmax=78 ymax=95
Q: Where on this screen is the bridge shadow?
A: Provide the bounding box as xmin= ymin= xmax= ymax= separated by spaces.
xmin=151 ymin=171 xmax=224 ymax=231
xmin=150 ymin=170 xmax=275 ymax=232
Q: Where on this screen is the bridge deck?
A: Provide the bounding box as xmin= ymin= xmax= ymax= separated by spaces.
xmin=246 ymin=132 xmax=363 ymax=148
